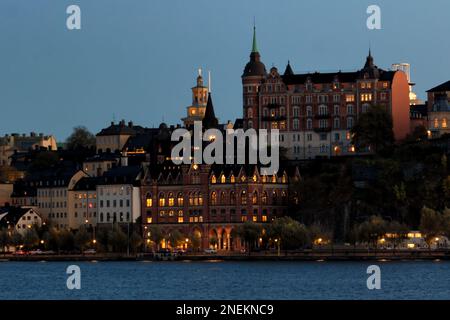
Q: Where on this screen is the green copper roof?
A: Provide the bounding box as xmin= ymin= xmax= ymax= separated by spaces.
xmin=252 ymin=26 xmax=258 ymax=53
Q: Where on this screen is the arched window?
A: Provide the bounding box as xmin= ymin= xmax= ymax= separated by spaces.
xmin=168 ymin=192 xmax=174 ymax=206
xmin=262 ymin=191 xmax=268 ymax=205
xmin=434 ymin=118 xmax=439 ymax=128
xmin=211 ymin=175 xmax=217 ymax=184
xmin=198 ymin=192 xmax=203 ymax=206
xmin=177 ymin=192 xmax=184 ymax=206
xmin=281 ymin=191 xmax=288 ymax=204
xmin=318 ymin=105 xmax=328 ymax=116
xmin=241 ymin=190 xmax=247 ymax=205
xmin=306 ymin=106 xmax=313 ymax=117
xmin=282 ymin=174 xmax=287 ymax=184
xmin=252 ymin=174 xmax=258 ymax=182
xmin=272 ymin=175 xmax=277 ymax=183
xmin=252 ymin=191 xmax=258 ymax=205
xmin=230 ymin=175 xmax=236 ymax=183
xmin=272 ymin=191 xmax=278 ymax=205
xmin=211 ymin=191 xmax=217 ymax=206
xmin=443 ymin=118 xmax=448 ymax=128
xmin=189 ymin=193 xmax=194 ymax=206
xmin=159 ymin=193 xmax=165 ymax=207
xmin=220 ymin=192 xmax=226 ymax=205
xmin=220 ymin=174 xmax=226 ymax=183
xmin=230 ymin=191 xmax=236 ymax=205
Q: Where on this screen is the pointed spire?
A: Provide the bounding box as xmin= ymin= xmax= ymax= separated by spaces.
xmin=284 ymin=60 xmax=294 ymax=76
xmin=364 ymin=47 xmax=374 ymax=68
xmin=252 ymin=23 xmax=258 ymax=53
xmin=202 ymin=92 xmax=219 ymax=129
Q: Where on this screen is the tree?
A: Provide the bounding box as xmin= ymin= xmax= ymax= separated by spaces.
xmin=65 ymin=126 xmax=96 ymax=150
xmin=148 ymin=225 xmax=164 ymax=251
xmin=0 ymin=229 xmax=9 ymax=253
xmin=23 ymin=229 xmax=40 ymax=249
xmin=74 ymin=226 xmax=91 ymax=252
xmin=168 ymin=230 xmax=183 ymax=249
xmin=419 ymin=207 xmax=442 ymax=249
xmin=268 ymin=217 xmax=310 ymax=251
xmin=110 ymin=226 xmax=127 ymax=253
xmin=356 ymin=216 xmax=388 ymax=248
xmin=10 ymin=232 xmax=23 ymax=249
xmin=236 ymin=221 xmax=262 ymax=253
xmin=30 ymin=152 xmax=59 ymax=172
xmin=130 ymin=231 xmax=143 ymax=254
xmin=351 ymin=105 xmax=394 ymax=153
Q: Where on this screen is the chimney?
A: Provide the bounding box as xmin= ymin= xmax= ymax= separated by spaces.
xmin=121 ymin=152 xmax=128 ymax=167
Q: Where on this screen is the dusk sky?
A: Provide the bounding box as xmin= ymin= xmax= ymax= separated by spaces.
xmin=1 ymin=0 xmax=449 ymax=141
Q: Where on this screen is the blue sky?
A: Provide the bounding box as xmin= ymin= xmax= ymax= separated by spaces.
xmin=0 ymin=0 xmax=449 ymax=141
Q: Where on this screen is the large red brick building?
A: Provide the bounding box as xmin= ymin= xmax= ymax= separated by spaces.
xmin=141 ymin=162 xmax=299 ymax=251
xmin=242 ymin=27 xmax=411 ymax=159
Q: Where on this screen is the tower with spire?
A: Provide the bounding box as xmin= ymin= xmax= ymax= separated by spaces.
xmin=242 ymin=24 xmax=267 ymax=130
xmin=182 ymin=68 xmax=210 ymax=128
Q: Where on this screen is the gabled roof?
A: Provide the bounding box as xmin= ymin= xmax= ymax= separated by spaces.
xmin=427 ymin=80 xmax=450 ymax=93
xmin=0 ymin=207 xmax=40 ymax=228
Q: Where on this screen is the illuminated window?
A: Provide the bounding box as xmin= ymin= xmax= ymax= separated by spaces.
xmin=146 ymin=217 xmax=152 ymax=224
xmin=345 ymin=95 xmax=355 ymax=102
xmin=177 ymin=193 xmax=184 ymax=206
xmin=434 ymin=118 xmax=439 ymax=128
xmin=241 ymin=216 xmax=248 ymax=222
xmin=159 ymin=210 xmax=165 ymax=217
xmin=230 ymin=175 xmax=235 ymax=183
xmin=178 ymin=216 xmax=183 ymax=223
xmin=252 ymin=191 xmax=258 ymax=205
xmin=158 ymin=193 xmax=165 ymax=207
xmin=198 ymin=193 xmax=203 ymax=206
xmin=241 ymin=175 xmax=246 ymax=182
xmin=252 ymin=175 xmax=257 ymax=182
xmin=282 ymin=174 xmax=287 ymax=184
xmin=168 ymin=193 xmax=174 ymax=206
xmin=168 ymin=210 xmax=174 ymax=217
xmin=252 ymin=216 xmax=258 ymax=222
xmin=262 ymin=191 xmax=268 ymax=205
xmin=360 ymin=94 xmax=372 ymax=102
xmin=211 ymin=175 xmax=217 ymax=184
xmin=272 ymin=175 xmax=277 ymax=183
xmin=241 ymin=190 xmax=247 ymax=205
xmin=262 ymin=215 xmax=268 ymax=222
xmin=211 ymin=191 xmax=217 ymax=205
xmin=262 ymin=175 xmax=267 ymax=183
xmin=443 ymin=118 xmax=447 ymax=128
xmin=220 ymin=174 xmax=226 ymax=183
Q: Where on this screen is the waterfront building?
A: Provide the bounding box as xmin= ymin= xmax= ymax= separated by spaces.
xmin=141 ymin=162 xmax=299 ymax=251
xmin=96 ymin=165 xmax=143 ymax=226
xmin=36 ymin=169 xmax=87 ymax=229
xmin=0 ymin=206 xmax=42 ymax=235
xmin=241 ymin=27 xmax=411 ymax=159
xmin=69 ymin=177 xmax=98 ymax=229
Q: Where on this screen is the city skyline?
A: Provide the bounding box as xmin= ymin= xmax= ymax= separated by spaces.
xmin=1 ymin=0 xmax=449 ymax=140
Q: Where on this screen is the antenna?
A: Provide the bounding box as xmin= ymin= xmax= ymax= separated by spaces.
xmin=198 ymin=67 xmax=202 ymax=77
xmin=208 ymin=70 xmax=211 ymax=93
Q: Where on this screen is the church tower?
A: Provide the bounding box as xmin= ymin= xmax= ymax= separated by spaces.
xmin=182 ymin=69 xmax=210 ymax=128
xmin=242 ymin=26 xmax=267 ymax=130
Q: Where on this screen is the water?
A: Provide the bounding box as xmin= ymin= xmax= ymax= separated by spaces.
xmin=0 ymin=260 xmax=449 ymax=300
